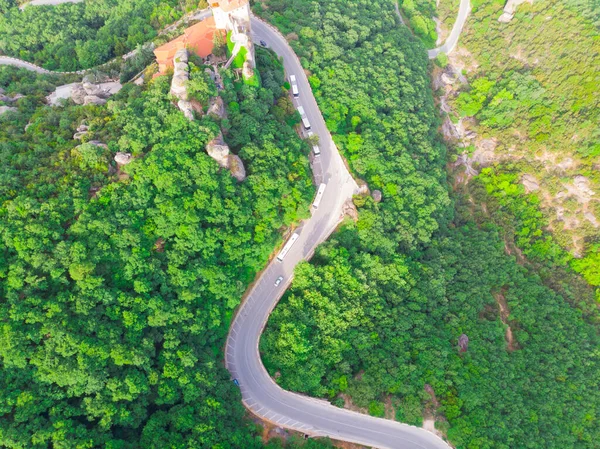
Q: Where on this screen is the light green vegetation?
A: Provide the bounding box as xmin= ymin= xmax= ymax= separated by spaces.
xmin=447 ymin=0 xmax=600 ymax=293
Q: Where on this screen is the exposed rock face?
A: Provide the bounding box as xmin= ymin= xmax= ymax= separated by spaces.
xmin=458 ymin=334 xmax=469 ymax=353
xmin=87 ymin=140 xmax=108 ymax=149
xmin=521 ymin=174 xmax=540 ymax=193
xmin=206 ymin=133 xmax=231 ymax=168
xmin=170 ymin=49 xmax=195 ymax=120
xmin=205 ymin=132 xmax=246 ymax=181
xmin=207 ymin=96 xmax=226 ymax=119
xmin=228 ymin=154 xmax=247 ymax=182
xmin=441 ymin=73 xmax=455 ymax=85
xmin=0 ymin=106 xmax=17 ymax=115
xmin=84 ymin=95 xmax=107 ymax=106
xmin=0 ymin=92 xmax=23 ymax=102
xmin=114 ymin=152 xmax=133 ymax=166
xmin=177 ymin=100 xmax=194 ymax=121
xmin=372 ymin=190 xmax=382 ymax=203
xmin=47 ymin=81 xmax=122 ymax=106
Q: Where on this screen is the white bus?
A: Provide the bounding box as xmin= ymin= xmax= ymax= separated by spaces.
xmin=312 ymin=183 xmax=326 ymax=209
xmin=290 ymin=75 xmax=299 ymax=98
xmin=277 ymin=233 xmax=300 ymax=262
xmin=297 ymin=105 xmax=311 ymax=130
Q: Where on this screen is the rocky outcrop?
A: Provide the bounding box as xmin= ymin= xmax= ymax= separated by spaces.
xmin=47 ymin=81 xmax=122 ymax=106
xmin=372 ymin=190 xmax=382 ymax=203
xmin=206 ymin=132 xmax=246 ymax=181
xmin=114 ymin=152 xmax=133 ymax=166
xmin=0 ymin=90 xmax=24 ymax=103
xmin=206 ymin=133 xmax=231 ymax=168
xmin=0 ymin=106 xmax=17 ymax=115
xmin=208 ymin=96 xmax=226 ymax=119
xmin=228 ymin=154 xmax=246 ymax=182
xmin=170 ymin=49 xmax=195 ymax=121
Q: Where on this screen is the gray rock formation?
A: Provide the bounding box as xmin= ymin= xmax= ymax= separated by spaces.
xmin=114 ymin=152 xmax=133 ymax=166
xmin=73 ymin=131 xmax=88 ymax=140
xmin=47 ymin=81 xmax=121 ymax=106
xmin=207 ymin=96 xmax=226 ymax=119
xmin=170 ymin=49 xmax=195 ymax=120
xmin=205 ymin=132 xmax=246 ymax=181
xmin=84 ymin=95 xmax=107 ymax=106
xmin=228 ymin=154 xmax=247 ymax=182
xmin=0 ymin=106 xmax=17 ymax=115
xmin=206 ymin=133 xmax=230 ymax=168
xmin=458 ymin=334 xmax=469 ymax=352
xmin=372 ymin=190 xmax=382 ymax=203
xmin=177 ymin=100 xmax=194 ymax=121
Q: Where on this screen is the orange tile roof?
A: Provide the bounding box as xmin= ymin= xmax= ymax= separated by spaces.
xmin=154 ymin=17 xmax=224 ymax=74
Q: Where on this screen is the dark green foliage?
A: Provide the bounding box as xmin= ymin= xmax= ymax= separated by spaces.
xmin=263 ymin=221 xmax=600 ymax=449
xmin=0 ymin=0 xmax=182 ymax=71
xmin=0 ymin=54 xmax=313 ymax=447
xmin=257 ymin=0 xmax=451 ymax=252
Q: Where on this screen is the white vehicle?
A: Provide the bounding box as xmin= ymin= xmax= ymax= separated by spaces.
xmin=277 ymin=233 xmax=300 ymax=262
xmin=312 ymin=183 xmax=326 ymax=209
xmin=289 ymin=75 xmax=299 ymax=98
xmin=297 ymin=105 xmax=311 ymax=130
xmin=274 ymin=276 xmax=284 ymax=287
xmin=306 ymin=131 xmax=321 ymax=156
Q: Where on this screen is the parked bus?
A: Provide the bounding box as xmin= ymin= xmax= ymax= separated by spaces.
xmin=297 ymin=106 xmax=311 ymax=130
xmin=290 ymin=75 xmax=299 ymax=98
xmin=277 ymin=233 xmax=300 ymax=262
xmin=312 ymin=183 xmax=326 ymax=209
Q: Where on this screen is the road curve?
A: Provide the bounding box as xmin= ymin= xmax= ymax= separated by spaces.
xmin=224 ymin=16 xmax=452 ymax=449
xmin=428 ymin=0 xmax=471 ymax=59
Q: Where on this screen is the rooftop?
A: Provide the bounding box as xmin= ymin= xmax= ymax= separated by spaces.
xmin=154 ymin=16 xmax=219 ymax=65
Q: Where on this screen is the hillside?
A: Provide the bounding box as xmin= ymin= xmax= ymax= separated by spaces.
xmin=257 ymin=0 xmax=600 ymax=447
xmin=436 ymin=0 xmax=600 ymax=293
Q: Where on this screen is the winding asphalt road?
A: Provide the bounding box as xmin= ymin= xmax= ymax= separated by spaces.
xmin=222 ymin=16 xmax=452 ymax=449
xmin=427 ymin=0 xmax=471 ymax=59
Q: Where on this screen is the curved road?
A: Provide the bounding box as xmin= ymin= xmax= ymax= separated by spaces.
xmin=427 ymin=0 xmax=471 ymax=59
xmin=224 ymin=16 xmax=452 ymax=449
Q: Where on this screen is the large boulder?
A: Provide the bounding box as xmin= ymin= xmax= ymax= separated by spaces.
xmin=114 ymin=152 xmax=133 ymax=166
xmin=206 ymin=133 xmax=230 ymax=168
xmin=84 ymin=95 xmax=107 ymax=106
xmin=228 ymin=154 xmax=246 ymax=182
xmin=177 ymin=100 xmax=194 ymax=121
xmin=372 ymin=190 xmax=382 ymax=203
xmin=0 ymin=106 xmax=17 ymax=115
xmin=207 ymin=96 xmax=226 ymax=119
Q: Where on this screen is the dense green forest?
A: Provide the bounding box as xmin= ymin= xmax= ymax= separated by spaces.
xmin=257 ymin=0 xmax=600 ymax=448
xmin=0 ymin=45 xmax=330 ymax=447
xmin=0 ymin=0 xmax=194 ymax=71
